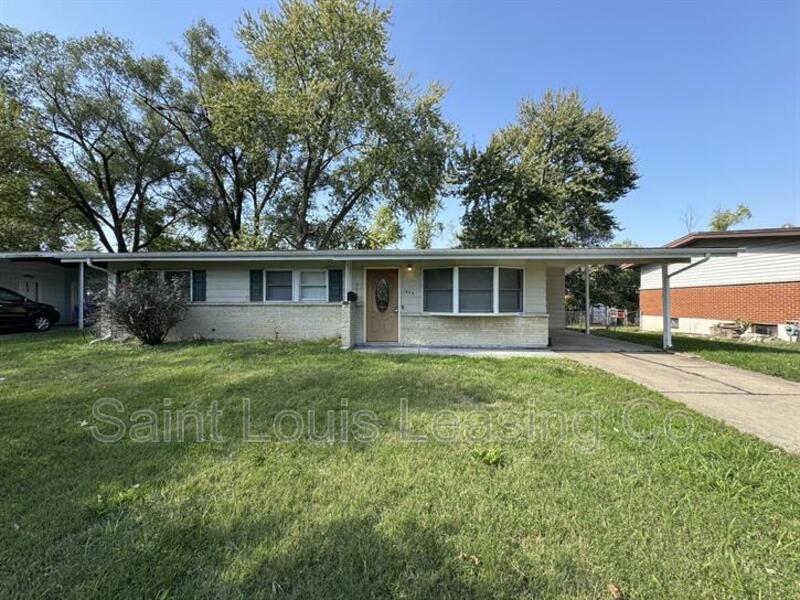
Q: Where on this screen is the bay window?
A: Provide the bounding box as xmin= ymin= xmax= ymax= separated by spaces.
xmin=423 ymin=268 xmax=453 ymax=313
xmin=498 ymin=268 xmax=523 ymax=312
xmin=422 ymin=266 xmax=523 ymax=314
xmin=458 ymin=267 xmax=494 ymax=313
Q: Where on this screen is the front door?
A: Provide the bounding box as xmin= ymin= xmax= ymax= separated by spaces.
xmin=366 ymin=269 xmax=399 ymax=343
xmin=18 ymin=279 xmax=39 ymax=301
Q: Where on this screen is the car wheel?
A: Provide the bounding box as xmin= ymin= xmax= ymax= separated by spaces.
xmin=32 ymin=315 xmax=51 ymax=332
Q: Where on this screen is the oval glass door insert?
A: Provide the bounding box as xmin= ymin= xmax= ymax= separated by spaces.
xmin=375 ymin=278 xmax=390 ymax=312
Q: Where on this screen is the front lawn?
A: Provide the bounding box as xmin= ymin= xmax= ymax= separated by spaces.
xmin=1 ymin=331 xmax=798 ymax=598
xmin=593 ymin=327 xmax=800 ymax=382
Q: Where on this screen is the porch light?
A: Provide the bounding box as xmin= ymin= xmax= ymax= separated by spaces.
xmin=406 ymin=264 xmax=413 ymax=271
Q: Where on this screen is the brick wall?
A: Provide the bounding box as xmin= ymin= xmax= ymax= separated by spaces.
xmin=640 ymin=282 xmax=800 ymax=324
xmin=400 ymin=314 xmax=549 ymax=347
xmin=171 ymin=304 xmax=342 ymax=341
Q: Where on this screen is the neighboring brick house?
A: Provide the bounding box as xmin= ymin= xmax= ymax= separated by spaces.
xmin=639 ymin=227 xmax=800 ymax=341
xmin=2 ymin=246 xmax=738 ymax=348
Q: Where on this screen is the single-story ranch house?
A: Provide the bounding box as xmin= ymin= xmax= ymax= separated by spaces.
xmin=1 ymin=247 xmax=739 ymax=349
xmin=639 ymin=227 xmax=800 ymax=341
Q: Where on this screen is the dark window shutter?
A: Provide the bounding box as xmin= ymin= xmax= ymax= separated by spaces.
xmin=192 ymin=270 xmax=207 ymax=302
xmin=328 ymin=269 xmax=343 ymax=302
xmin=249 ymin=270 xmax=263 ymax=302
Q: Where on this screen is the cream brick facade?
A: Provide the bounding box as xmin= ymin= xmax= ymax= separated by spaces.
xmin=171 ymin=303 xmax=341 ymax=341
xmin=400 ymin=314 xmax=548 ymax=347
xmin=102 ymin=259 xmax=558 ymax=347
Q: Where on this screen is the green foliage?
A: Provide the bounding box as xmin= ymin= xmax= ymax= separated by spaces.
xmin=411 ymin=206 xmax=444 ymax=249
xmin=362 ymin=204 xmax=403 ymax=249
xmin=2 ymin=332 xmax=799 ymax=597
xmin=0 ymin=88 xmax=74 ymax=250
xmin=213 ymin=0 xmax=456 ymax=249
xmin=709 ymin=204 xmax=752 ymax=231
xmin=566 ymin=240 xmax=641 ymax=311
xmin=471 ymin=447 xmax=507 ymax=467
xmin=138 ymin=21 xmax=289 ymax=249
xmin=101 ymin=270 xmax=187 ymax=345
xmin=2 ymin=27 xmax=185 ymax=252
xmin=456 ymin=90 xmax=638 ymax=248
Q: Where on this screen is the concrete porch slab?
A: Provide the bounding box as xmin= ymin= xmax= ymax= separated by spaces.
xmin=353 ymin=345 xmax=558 ymax=358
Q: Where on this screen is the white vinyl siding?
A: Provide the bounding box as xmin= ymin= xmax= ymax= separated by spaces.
xmin=641 ymin=238 xmax=800 ymax=289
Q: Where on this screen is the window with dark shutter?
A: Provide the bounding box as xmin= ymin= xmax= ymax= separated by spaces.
xmin=192 ymin=270 xmax=206 ymax=302
xmin=328 ymin=269 xmax=343 ymax=302
xmin=249 ymin=270 xmax=264 ymax=302
xmin=265 ymin=271 xmax=292 ymax=301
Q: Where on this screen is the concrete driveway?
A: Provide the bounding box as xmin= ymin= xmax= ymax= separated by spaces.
xmin=552 ymin=330 xmax=800 ymax=453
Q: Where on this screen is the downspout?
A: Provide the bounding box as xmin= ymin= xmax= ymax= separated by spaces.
xmin=661 ymin=253 xmax=711 ymax=350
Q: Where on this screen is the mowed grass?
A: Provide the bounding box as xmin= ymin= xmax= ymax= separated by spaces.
xmin=1 ymin=330 xmax=799 ymax=598
xmin=593 ymin=327 xmax=800 ymax=382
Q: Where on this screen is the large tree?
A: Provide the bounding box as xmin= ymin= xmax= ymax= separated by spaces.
xmin=2 ymin=28 xmax=186 ymax=252
xmin=211 ymin=0 xmax=455 ymax=249
xmin=0 ymin=89 xmax=72 ymax=250
xmin=709 ymin=204 xmax=751 ymax=231
xmin=566 ymin=240 xmax=641 ymax=311
xmin=456 ymin=90 xmax=638 ymax=248
xmin=138 ymin=21 xmax=290 ymax=249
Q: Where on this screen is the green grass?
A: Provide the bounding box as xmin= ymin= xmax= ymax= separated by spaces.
xmin=592 ymin=327 xmax=800 ymax=382
xmin=1 ymin=330 xmax=799 ymax=598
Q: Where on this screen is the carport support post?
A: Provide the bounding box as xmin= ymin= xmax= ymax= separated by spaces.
xmin=584 ymin=264 xmax=591 ymax=336
xmin=661 ymin=264 xmax=672 ymax=350
xmin=78 ymin=261 xmax=84 ymax=330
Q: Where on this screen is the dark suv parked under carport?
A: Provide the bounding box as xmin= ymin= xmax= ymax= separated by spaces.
xmin=0 ymin=287 xmax=60 ymax=332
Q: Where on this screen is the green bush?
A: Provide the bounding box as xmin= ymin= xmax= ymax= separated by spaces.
xmin=100 ymin=270 xmax=187 ymax=345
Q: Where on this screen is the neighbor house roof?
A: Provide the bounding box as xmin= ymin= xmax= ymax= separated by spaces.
xmin=0 ymin=247 xmax=740 ymax=266
xmin=665 ymin=227 xmax=800 ymax=248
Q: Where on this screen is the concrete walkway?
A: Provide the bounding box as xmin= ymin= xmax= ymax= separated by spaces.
xmin=354 ymin=345 xmax=557 ymax=358
xmin=552 ymin=330 xmax=800 ymax=453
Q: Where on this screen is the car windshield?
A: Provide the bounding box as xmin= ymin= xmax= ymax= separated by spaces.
xmin=0 ymin=288 xmax=25 ymax=302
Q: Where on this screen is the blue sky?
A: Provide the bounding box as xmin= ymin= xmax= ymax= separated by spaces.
xmin=2 ymin=0 xmax=798 ymax=247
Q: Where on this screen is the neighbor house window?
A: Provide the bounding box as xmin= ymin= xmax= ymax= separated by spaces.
xmin=299 ymin=270 xmax=327 ymax=301
xmin=164 ymin=271 xmax=191 ymax=301
xmin=423 ymin=268 xmax=453 ymax=312
xmin=265 ymin=270 xmax=292 ymax=301
xmin=458 ymin=267 xmax=493 ymax=313
xmin=752 ymin=323 xmax=777 ymax=336
xmin=498 ymin=268 xmax=523 ymax=313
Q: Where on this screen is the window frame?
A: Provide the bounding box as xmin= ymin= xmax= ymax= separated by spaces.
xmin=263 ymin=269 xmax=294 ymax=303
xmin=298 ymin=269 xmax=329 ymax=303
xmin=457 ymin=266 xmax=495 ymax=314
xmin=497 ymin=267 xmax=524 ymax=313
xmin=421 ymin=266 xmax=524 ymax=315
xmin=422 ymin=267 xmax=455 ymax=313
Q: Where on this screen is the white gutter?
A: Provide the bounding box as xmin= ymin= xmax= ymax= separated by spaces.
xmin=53 ymin=249 xmax=740 ymax=264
